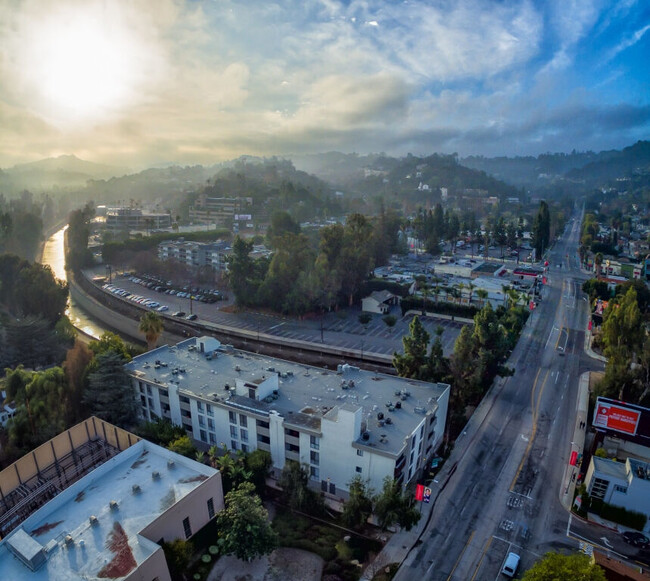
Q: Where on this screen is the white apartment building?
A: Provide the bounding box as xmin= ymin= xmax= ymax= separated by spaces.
xmin=158 ymin=239 xmax=231 ymax=272
xmin=125 ymin=337 xmax=450 ymax=498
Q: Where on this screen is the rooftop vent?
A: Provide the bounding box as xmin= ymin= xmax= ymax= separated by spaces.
xmin=395 ymin=401 xmax=402 ymax=409
xmin=132 ymin=484 xmax=141 ymax=494
xmin=109 ymin=500 xmax=119 ymax=510
xmin=385 ymin=417 xmax=393 ymax=425
xmin=152 ymin=471 xmax=160 ymax=480
xmin=167 ymin=459 xmax=175 ymax=469
xmin=89 ymin=515 xmax=99 ymax=526
xmin=414 ymin=406 xmax=426 ymax=414
xmin=361 ymin=431 xmax=370 ymax=441
xmin=377 ymin=412 xmax=384 ymax=420
xmin=64 ymin=535 xmax=74 ymax=546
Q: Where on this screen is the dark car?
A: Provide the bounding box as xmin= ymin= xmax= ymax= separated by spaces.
xmin=622 ymin=531 xmax=649 ymax=547
xmin=172 ymin=311 xmax=186 ymax=317
xmin=185 ymin=314 xmax=198 ymax=321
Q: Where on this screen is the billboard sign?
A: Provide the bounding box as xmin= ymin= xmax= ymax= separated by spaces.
xmin=415 ymin=484 xmax=424 ymax=502
xmin=423 ymin=487 xmax=431 ymax=503
xmin=593 ymin=400 xmax=641 ymax=436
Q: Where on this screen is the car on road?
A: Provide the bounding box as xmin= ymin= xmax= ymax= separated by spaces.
xmin=622 ymin=531 xmax=649 ymax=547
xmin=173 ymin=311 xmax=186 ymax=317
xmin=185 ymin=314 xmax=198 ymax=321
xmin=501 ymin=552 xmax=520 ymax=577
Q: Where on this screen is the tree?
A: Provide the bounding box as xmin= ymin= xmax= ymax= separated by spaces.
xmin=373 ymin=477 xmax=421 ymax=531
xmin=278 ymin=460 xmax=323 ymax=515
xmin=139 ymin=311 xmax=164 ymax=351
xmin=393 ymin=316 xmax=430 ymax=380
xmin=245 ymin=449 xmax=273 ymax=495
xmin=476 ymin=288 xmax=488 ymax=308
xmin=531 ymin=200 xmax=550 ymax=259
xmin=167 ymin=435 xmax=197 ymax=458
xmin=83 ymin=351 xmax=137 ymax=427
xmin=341 ymin=476 xmax=374 ymax=530
xmin=358 ymin=312 xmax=372 ymax=327
xmin=338 ymin=214 xmax=374 ymax=306
xmin=162 ymin=539 xmax=194 ymax=580
xmin=88 ymin=332 xmax=132 ymax=361
xmin=382 ymin=315 xmax=397 ymax=331
xmin=217 ymin=482 xmax=278 ymax=562
xmin=522 ymin=552 xmax=606 ymax=581
xmin=62 ymin=339 xmax=94 ymax=424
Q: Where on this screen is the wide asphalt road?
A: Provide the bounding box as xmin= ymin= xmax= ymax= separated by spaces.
xmin=395 ymin=206 xmax=605 ymax=580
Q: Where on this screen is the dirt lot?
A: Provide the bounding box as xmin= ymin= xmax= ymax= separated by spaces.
xmin=206 ymin=548 xmax=323 ymax=581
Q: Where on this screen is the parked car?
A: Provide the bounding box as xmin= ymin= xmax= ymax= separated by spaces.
xmin=622 ymin=531 xmax=649 ymax=547
xmin=185 ymin=314 xmax=198 ymax=321
xmin=173 ymin=311 xmax=186 ymax=317
xmin=501 ymin=552 xmax=520 ymax=578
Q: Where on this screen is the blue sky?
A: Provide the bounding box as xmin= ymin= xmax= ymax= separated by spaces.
xmin=0 ymin=0 xmax=648 ymax=168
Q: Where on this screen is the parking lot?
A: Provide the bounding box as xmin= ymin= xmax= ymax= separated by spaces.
xmin=99 ymin=272 xmax=467 ymax=358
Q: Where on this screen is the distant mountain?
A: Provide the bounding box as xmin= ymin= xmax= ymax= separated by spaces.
xmin=1 ymin=155 xmax=129 ymax=194
xmin=460 ymin=141 xmax=650 ymax=190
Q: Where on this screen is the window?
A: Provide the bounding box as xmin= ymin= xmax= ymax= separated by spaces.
xmin=180 ymin=396 xmax=190 ymax=404
xmin=148 ymin=397 xmax=154 ymax=409
xmin=310 ymin=435 xmax=320 ymax=450
xmin=207 ymin=498 xmax=215 ymax=519
xmin=310 ymin=466 xmax=319 ymax=480
xmin=257 ymin=419 xmax=270 ymax=429
xmin=310 ymin=451 xmax=319 ymax=465
xmin=591 ymin=477 xmax=609 ymax=500
xmin=181 ymin=409 xmax=191 ymax=418
xmin=257 ymin=434 xmax=270 ymax=444
xmin=198 ymin=415 xmax=205 ymax=427
xmin=356 ymin=449 xmax=363 ymax=457
xmin=209 ymin=433 xmax=216 ymax=444
xmin=183 ymin=423 xmax=192 ymax=433
xmin=329 ymin=482 xmax=336 ymax=495
xmin=160 ymin=389 xmax=169 ymax=397
xmin=419 ymin=425 xmax=425 ymax=438
xmin=208 ymin=418 xmax=215 ymax=430
xmin=285 ymin=443 xmax=299 ymax=453
xmin=141 ymin=395 xmax=146 ymax=406
xmin=614 ymin=484 xmax=628 ymax=494
xmin=285 ymin=428 xmax=299 ymax=438
xmin=239 ymin=414 xmax=248 ymax=427
xmin=231 ymin=440 xmax=238 ymax=450
xmin=182 ymin=517 xmax=192 ymax=539
xmin=229 ymin=411 xmax=236 ymax=424
xmin=147 ymin=385 xmax=152 ymax=395
xmin=139 ymin=382 xmax=144 ymax=393
xmin=206 ymin=403 xmax=213 ymax=416
xmin=418 ymin=441 xmax=422 ymax=455
xmin=230 ymin=426 xmax=238 ymax=438
xmin=197 ymin=401 xmax=204 ymax=412
xmin=356 ymin=466 xmax=362 ymax=473
xmin=242 ymin=444 xmax=249 ymax=453
xmin=200 ymin=430 xmax=207 ymax=442
xmin=321 ymin=480 xmax=328 ymax=492
xmin=240 ymin=429 xmax=248 ymax=442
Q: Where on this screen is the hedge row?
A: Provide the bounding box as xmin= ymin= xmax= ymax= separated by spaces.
xmin=400 ymin=296 xmax=478 ymax=318
xmin=600 ymin=502 xmax=647 ymax=531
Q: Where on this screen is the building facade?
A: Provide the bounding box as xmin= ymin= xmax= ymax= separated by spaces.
xmin=125 ymin=337 xmax=450 ymax=498
xmin=105 ymin=207 xmax=172 ymax=232
xmin=158 ymin=239 xmax=231 ymax=272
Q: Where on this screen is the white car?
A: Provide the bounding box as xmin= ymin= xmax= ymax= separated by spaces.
xmin=156 ymin=305 xmax=168 ymax=312
xmin=501 ymin=552 xmax=520 ymax=578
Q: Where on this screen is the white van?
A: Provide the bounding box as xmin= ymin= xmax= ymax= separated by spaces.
xmin=501 ymin=552 xmax=520 ymax=577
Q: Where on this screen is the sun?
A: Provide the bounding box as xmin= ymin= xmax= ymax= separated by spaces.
xmin=22 ymin=6 xmax=150 ymax=124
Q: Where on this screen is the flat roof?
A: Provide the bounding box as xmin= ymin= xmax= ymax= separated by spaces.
xmin=592 ymin=455 xmax=628 ymax=480
xmin=0 ymin=440 xmax=217 ymax=580
xmin=126 ymin=338 xmax=449 ymax=456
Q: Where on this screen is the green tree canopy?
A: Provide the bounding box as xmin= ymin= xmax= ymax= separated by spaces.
xmin=217 ymin=482 xmax=278 ymax=562
xmin=83 ymin=350 xmax=137 ymax=427
xmin=393 ymin=316 xmax=431 ymax=380
xmin=139 ymin=311 xmax=164 ymax=351
xmin=373 ymin=477 xmax=420 ymax=531
xmin=522 ymin=552 xmax=606 ymax=581
xmin=278 ymin=460 xmax=324 ymax=515
xmin=341 ymin=476 xmax=374 ymax=530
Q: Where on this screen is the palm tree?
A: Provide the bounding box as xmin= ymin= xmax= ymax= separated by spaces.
xmin=456 ymin=283 xmax=466 ymax=304
xmin=476 ymin=288 xmax=488 ymax=308
xmin=207 ymin=445 xmax=219 ymax=468
xmin=139 ymin=311 xmax=164 ymax=351
xmin=195 ymin=451 xmax=205 ymax=464
xmin=467 ymin=282 xmax=476 ymax=306
xmin=595 ymin=252 xmax=603 ymax=278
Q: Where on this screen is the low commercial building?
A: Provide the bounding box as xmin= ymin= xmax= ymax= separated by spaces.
xmin=361 ymin=290 xmax=399 ymax=314
xmin=125 ymin=337 xmax=450 ymax=499
xmin=0 ymin=417 xmax=223 ymax=580
xmin=584 ymin=455 xmax=650 ymax=533
xmin=105 ymin=207 xmax=172 ymax=232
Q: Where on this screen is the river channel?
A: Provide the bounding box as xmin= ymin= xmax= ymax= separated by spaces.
xmin=40 ymin=226 xmax=105 ymax=339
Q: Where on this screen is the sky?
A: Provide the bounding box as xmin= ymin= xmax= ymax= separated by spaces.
xmin=0 ymin=0 xmax=648 ymax=169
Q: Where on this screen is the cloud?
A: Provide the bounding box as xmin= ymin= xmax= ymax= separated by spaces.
xmin=606 ymin=23 xmax=650 ymax=61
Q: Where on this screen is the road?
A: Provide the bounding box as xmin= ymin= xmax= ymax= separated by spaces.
xmin=396 ymin=207 xmax=606 ymax=580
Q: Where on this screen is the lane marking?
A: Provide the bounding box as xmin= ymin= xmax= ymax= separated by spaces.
xmin=446 ymin=530 xmax=475 ymax=581
xmin=470 ymin=536 xmax=492 ymax=581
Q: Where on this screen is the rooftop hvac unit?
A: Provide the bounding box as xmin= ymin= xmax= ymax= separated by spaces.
xmin=89 ymin=515 xmax=98 ymax=526
xmin=64 ymin=535 xmax=74 ymax=546
xmin=385 ymin=417 xmax=393 ymax=425
xmin=167 ymin=459 xmax=175 ymax=469
xmin=109 ymin=500 xmax=119 ymax=510
xmin=132 ymin=484 xmax=141 ymax=494
xmin=414 ymin=406 xmax=426 ymax=414
xmin=152 ymin=471 xmax=160 ymax=480
xmin=361 ymin=431 xmax=370 ymax=441
xmin=377 ymin=412 xmax=384 ymax=420
xmin=395 ymin=401 xmax=402 ymax=409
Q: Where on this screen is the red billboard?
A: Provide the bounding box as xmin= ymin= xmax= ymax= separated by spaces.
xmin=593 ymin=400 xmax=641 ymax=436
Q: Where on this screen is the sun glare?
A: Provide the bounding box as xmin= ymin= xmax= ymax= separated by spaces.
xmin=24 ymin=7 xmax=149 ymax=124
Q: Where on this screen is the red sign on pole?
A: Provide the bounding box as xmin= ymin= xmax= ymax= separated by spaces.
xmin=415 ymin=484 xmax=424 ymax=502
xmin=570 ymin=451 xmax=578 ymax=466
xmin=588 ymin=320 xmax=593 ymax=331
